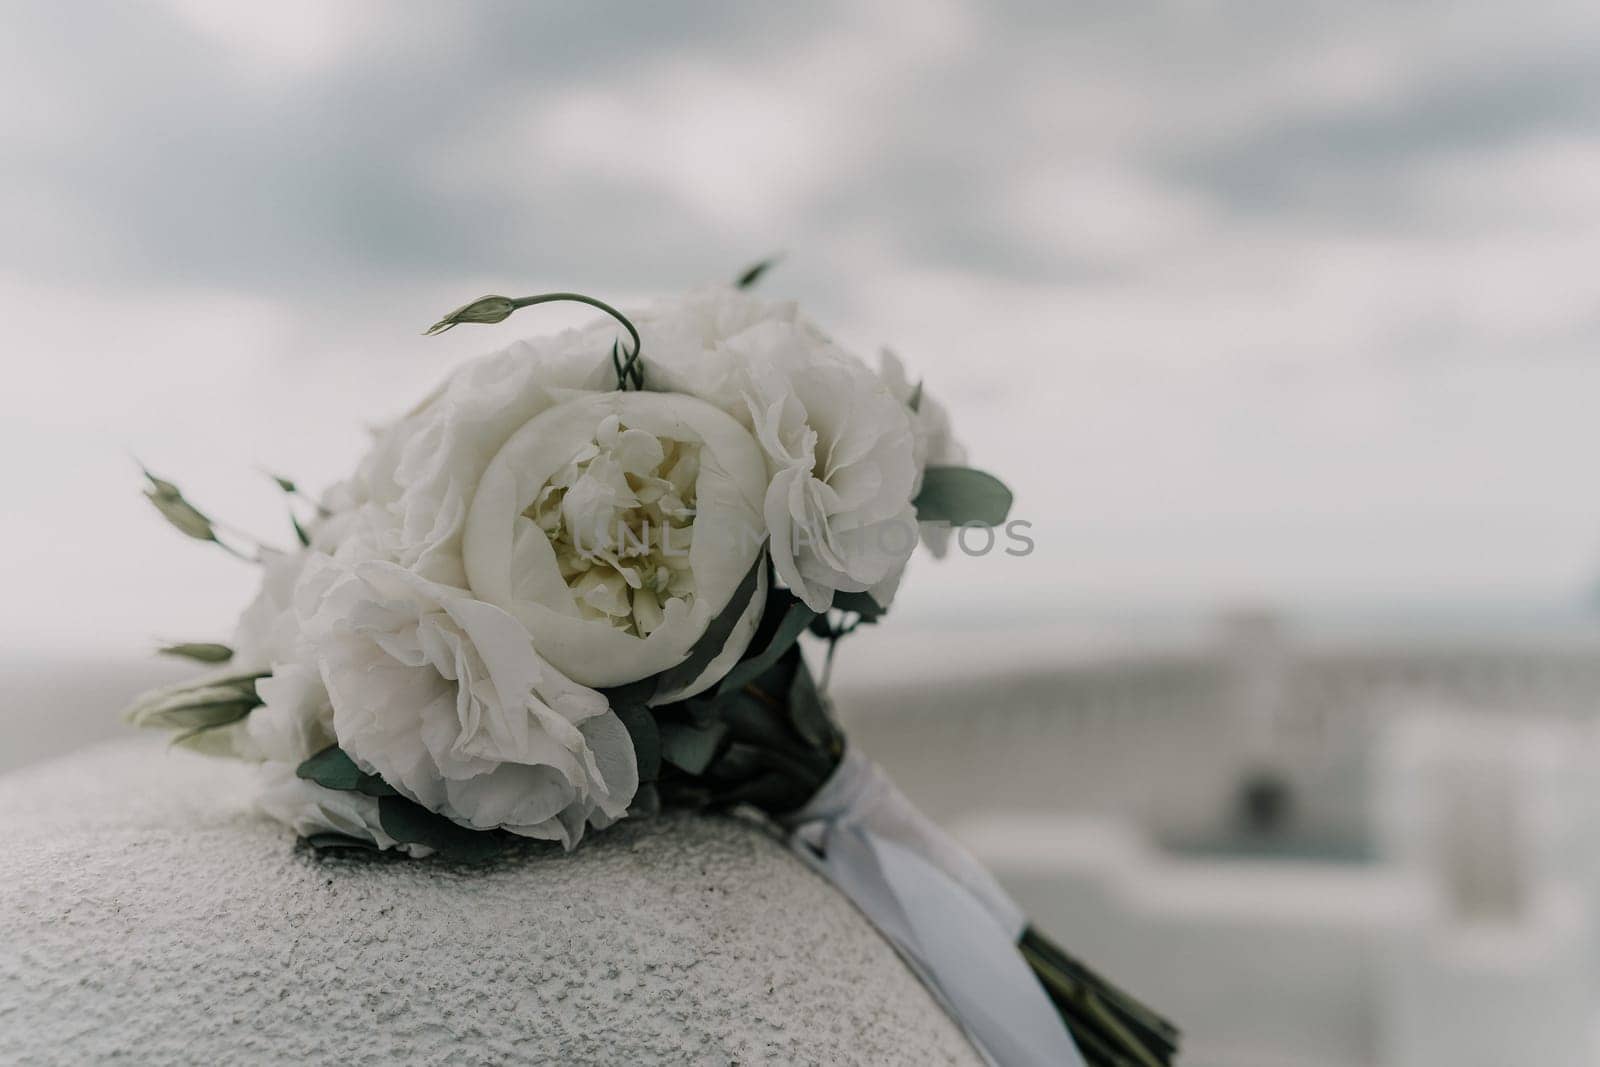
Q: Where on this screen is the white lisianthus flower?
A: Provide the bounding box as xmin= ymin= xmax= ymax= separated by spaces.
xmin=126 ymin=548 xmax=332 ymax=762
xmin=462 ymin=390 xmax=769 ymax=698
xmin=728 ymin=320 xmax=919 ymax=612
xmin=230 ymin=548 xmax=341 ymax=763
xmin=629 ymin=286 xmax=807 ymax=417
xmin=299 ymin=557 xmax=637 ymax=847
xmin=878 ymin=349 xmax=968 ymax=558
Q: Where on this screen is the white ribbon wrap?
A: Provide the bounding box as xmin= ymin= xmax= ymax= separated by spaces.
xmin=781 ymin=748 xmax=1085 ymax=1067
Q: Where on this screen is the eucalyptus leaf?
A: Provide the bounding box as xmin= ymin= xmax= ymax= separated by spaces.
xmin=715 ymin=597 xmax=815 ymax=696
xmin=157 ymin=642 xmax=234 ymax=664
xmin=598 ymin=676 xmax=659 ymax=710
xmin=912 ymin=466 xmax=1013 ymax=526
xmin=303 ymin=832 xmax=381 ymax=853
xmin=717 ymin=684 xmax=804 ymax=757
xmin=830 ymin=590 xmax=886 ymax=623
xmin=613 ymin=703 xmax=661 ymax=782
xmin=658 ymin=720 xmax=729 ymax=775
xmin=785 ymin=656 xmax=831 ymax=750
xmin=296 ymin=745 xmax=398 ymax=797
xmin=377 ymin=795 xmax=503 ymax=863
xmin=652 ymin=555 xmax=764 ymax=698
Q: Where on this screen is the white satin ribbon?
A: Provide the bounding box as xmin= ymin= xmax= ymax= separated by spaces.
xmin=781 ymin=748 xmax=1085 ymax=1067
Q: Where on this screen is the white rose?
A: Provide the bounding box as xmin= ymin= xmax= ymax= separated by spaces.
xmin=299 ymin=557 xmax=637 ymax=847
xmin=728 ymin=320 xmax=919 ymax=612
xmin=878 ymin=349 xmax=968 ymax=558
xmin=462 ymin=389 xmax=769 ymax=698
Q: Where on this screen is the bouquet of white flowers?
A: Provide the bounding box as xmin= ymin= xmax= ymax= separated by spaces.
xmin=126 ymin=272 xmax=1176 ymax=1067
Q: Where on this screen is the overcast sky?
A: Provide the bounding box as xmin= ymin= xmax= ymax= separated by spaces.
xmin=5 ymin=0 xmax=1600 ymax=657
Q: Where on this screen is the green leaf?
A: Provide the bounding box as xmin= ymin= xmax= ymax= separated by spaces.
xmin=613 ymin=703 xmax=661 ymax=782
xmin=715 ymin=596 xmax=815 ymax=696
xmin=734 ymin=255 xmax=781 ymax=289
xmin=913 ymin=466 xmax=1013 ymax=526
xmin=598 ymin=676 xmax=658 ymax=709
xmin=658 ymin=720 xmax=728 ymax=775
xmin=377 ymin=795 xmax=503 ymax=862
xmin=303 ymin=832 xmax=381 ymax=853
xmin=296 ymin=745 xmax=399 ymax=797
xmin=653 ymin=555 xmax=764 ymax=698
xmin=265 ymin=472 xmax=298 ymax=494
xmin=290 ymin=510 xmax=311 ymax=547
xmin=157 ymin=642 xmax=234 ymax=664
xmin=830 ymin=590 xmax=886 ymax=623
xmin=785 ymin=656 xmax=831 ymax=749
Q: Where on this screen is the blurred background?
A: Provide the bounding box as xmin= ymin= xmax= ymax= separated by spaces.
xmin=4 ymin=2 xmax=1600 ymax=1064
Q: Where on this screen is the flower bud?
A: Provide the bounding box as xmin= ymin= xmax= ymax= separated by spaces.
xmin=424 ymin=295 xmax=516 ymax=335
xmin=144 ymin=485 xmax=218 ymax=542
xmin=123 ymin=676 xmax=262 ymax=731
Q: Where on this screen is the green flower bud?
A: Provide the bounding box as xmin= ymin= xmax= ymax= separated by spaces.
xmin=425 ymin=295 xmax=517 ymax=335
xmin=123 ymin=675 xmax=263 ymax=731
xmin=144 ymin=486 xmax=218 ymax=542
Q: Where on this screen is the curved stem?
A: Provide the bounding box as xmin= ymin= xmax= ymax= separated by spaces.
xmin=510 ymin=292 xmax=643 ymax=389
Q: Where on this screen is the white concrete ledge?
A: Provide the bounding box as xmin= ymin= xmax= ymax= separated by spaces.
xmin=0 ymin=739 xmax=981 ymax=1067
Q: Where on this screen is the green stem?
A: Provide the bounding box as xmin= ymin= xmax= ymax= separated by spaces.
xmin=509 ymin=293 xmax=643 ymax=390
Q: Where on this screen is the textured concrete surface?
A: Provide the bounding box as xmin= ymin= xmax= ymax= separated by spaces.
xmin=0 ymin=739 xmax=980 ymax=1066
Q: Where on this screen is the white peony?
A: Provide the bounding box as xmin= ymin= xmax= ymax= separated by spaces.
xmin=316 ymin=297 xmax=779 ymax=698
xmin=878 ymin=349 xmax=968 ymax=558
xmin=298 ymin=557 xmax=637 ymax=847
xmin=313 ymin=328 xmax=615 ymax=586
xmin=727 ymin=320 xmax=919 ymax=612
xmin=462 ymin=389 xmax=769 ymax=697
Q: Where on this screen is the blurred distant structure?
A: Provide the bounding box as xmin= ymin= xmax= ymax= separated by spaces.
xmin=840 ymin=615 xmax=1600 ymax=1067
